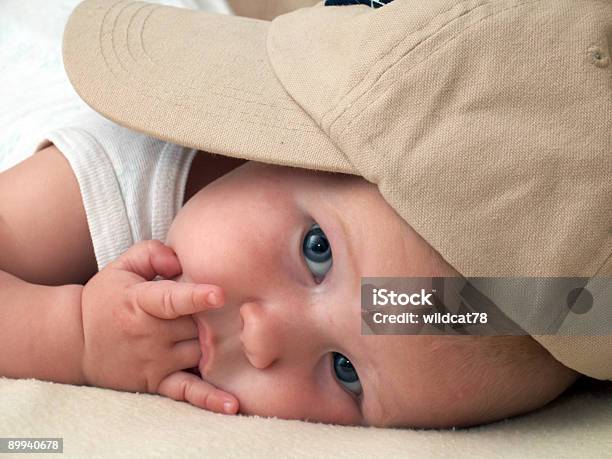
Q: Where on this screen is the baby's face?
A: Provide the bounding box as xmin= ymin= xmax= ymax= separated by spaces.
xmin=165 ymin=162 xmax=538 ymax=428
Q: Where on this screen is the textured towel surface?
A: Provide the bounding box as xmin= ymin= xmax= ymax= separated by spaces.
xmin=1 ymin=377 xmax=610 ymax=458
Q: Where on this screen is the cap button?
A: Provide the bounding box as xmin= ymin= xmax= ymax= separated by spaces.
xmin=587 ymin=46 xmax=610 ymax=68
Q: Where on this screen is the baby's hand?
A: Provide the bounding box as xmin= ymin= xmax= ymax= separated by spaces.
xmin=80 ymin=240 xmax=238 ymax=415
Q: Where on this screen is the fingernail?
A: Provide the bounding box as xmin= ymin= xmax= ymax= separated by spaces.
xmin=223 ymin=401 xmax=235 ymax=414
xmin=207 ymin=292 xmax=220 ymax=306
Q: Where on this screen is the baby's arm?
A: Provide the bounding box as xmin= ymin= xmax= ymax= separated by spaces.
xmin=0 ymin=144 xmax=97 ymax=286
xmin=0 ymin=269 xmax=85 ymax=384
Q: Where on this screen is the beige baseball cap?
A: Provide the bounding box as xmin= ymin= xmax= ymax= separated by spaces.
xmin=62 ymin=0 xmax=611 ymax=379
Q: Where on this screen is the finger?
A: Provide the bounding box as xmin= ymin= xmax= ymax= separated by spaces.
xmin=111 ymin=240 xmax=182 ymax=281
xmin=171 ymin=339 xmax=202 ymax=370
xmin=129 ymin=280 xmax=224 ymax=319
xmin=158 ymin=371 xmax=239 ymax=415
xmin=167 ymin=316 xmax=199 ymax=342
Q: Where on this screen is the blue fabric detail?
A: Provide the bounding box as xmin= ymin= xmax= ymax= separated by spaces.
xmin=324 ymin=0 xmax=394 ymax=8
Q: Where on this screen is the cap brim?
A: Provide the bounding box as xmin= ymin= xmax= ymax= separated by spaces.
xmin=63 ymin=0 xmax=353 ymax=173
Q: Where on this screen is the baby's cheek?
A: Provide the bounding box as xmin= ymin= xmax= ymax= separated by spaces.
xmin=167 ymin=239 xmax=209 ymax=285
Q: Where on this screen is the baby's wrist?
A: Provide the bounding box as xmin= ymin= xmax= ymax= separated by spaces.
xmin=0 ymin=273 xmax=87 ymax=385
xmin=55 ymin=283 xmax=88 ymax=386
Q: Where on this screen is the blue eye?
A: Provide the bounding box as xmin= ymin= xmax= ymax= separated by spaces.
xmin=302 ymin=223 xmax=332 ymax=281
xmin=332 ymin=352 xmax=362 ymax=396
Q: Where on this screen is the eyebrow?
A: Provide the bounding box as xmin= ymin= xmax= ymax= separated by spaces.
xmin=361 ymin=359 xmax=392 ymax=426
xmin=326 ymin=218 xmax=391 ymax=424
xmin=317 ymin=196 xmax=360 ymax=280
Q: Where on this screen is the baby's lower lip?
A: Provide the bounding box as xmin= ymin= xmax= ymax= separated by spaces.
xmin=196 ymin=317 xmax=213 ymax=375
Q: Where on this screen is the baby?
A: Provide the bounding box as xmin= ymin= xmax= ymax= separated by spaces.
xmin=0 ymin=143 xmax=580 ymax=428
xmin=3 ymin=0 xmax=602 ymax=430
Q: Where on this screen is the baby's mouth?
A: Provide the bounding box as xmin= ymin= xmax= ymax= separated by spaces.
xmin=195 ymin=315 xmax=215 ymax=377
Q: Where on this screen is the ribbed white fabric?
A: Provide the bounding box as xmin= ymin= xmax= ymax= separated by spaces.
xmin=34 ymin=114 xmax=197 ymax=270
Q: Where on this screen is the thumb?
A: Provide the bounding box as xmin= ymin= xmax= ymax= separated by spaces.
xmin=110 ymin=240 xmax=182 ymax=281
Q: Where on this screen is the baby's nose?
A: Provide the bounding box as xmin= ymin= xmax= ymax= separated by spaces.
xmin=239 ymin=302 xmax=284 ymax=369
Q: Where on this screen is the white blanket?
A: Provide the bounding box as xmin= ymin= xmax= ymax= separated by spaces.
xmin=0 ymin=377 xmax=610 ymax=458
